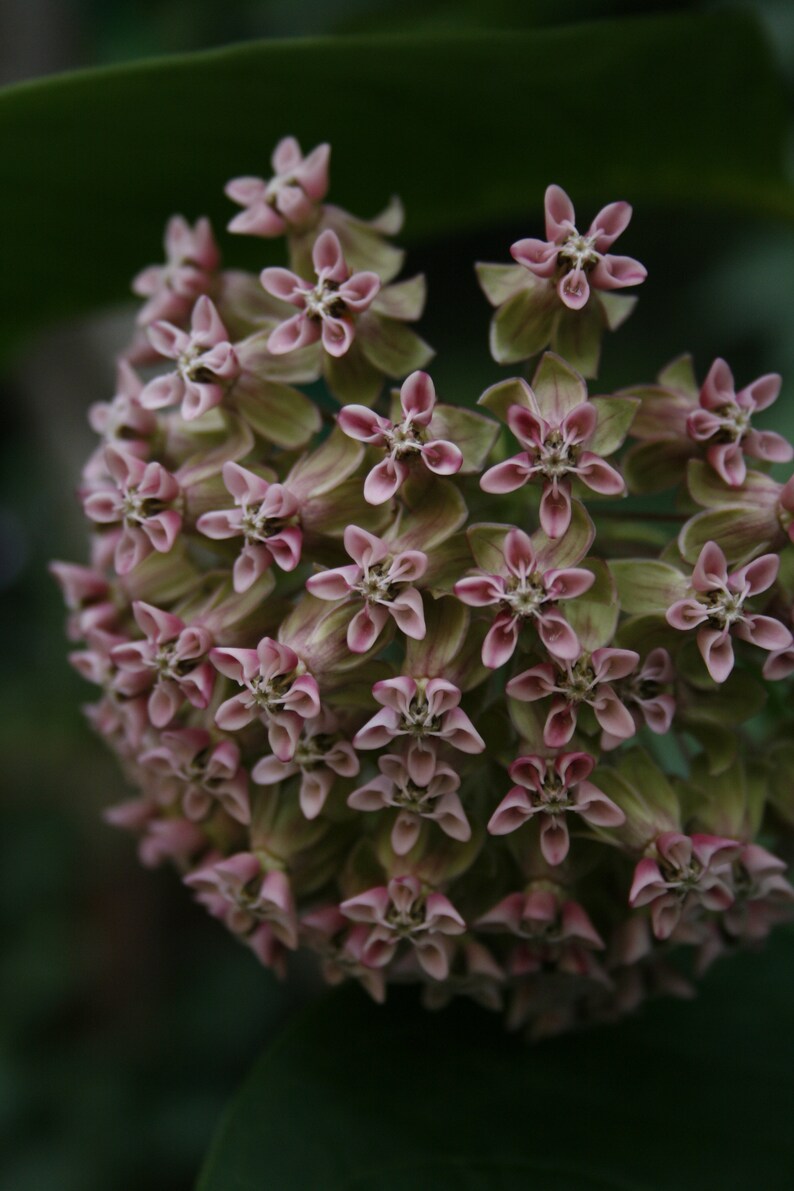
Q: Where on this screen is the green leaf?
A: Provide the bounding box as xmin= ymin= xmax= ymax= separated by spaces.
xmin=198 ymin=925 xmax=794 ymax=1189
xmin=610 ymin=559 xmax=688 ymax=614
xmin=530 ymin=351 xmax=588 ymax=422
xmin=430 ymin=404 xmax=499 ymax=472
xmin=359 ymin=315 xmax=435 ymax=377
xmin=588 ymin=395 xmax=640 ymax=457
xmin=679 ymin=506 xmax=781 ymax=566
xmin=489 ymin=283 xmax=556 ymax=365
xmin=2 ymin=10 xmax=791 ymax=360
xmin=475 ymin=262 xmax=531 ymax=307
xmin=232 ymin=381 xmax=321 ymax=450
xmin=477 ymin=377 xmax=533 ymax=423
xmin=622 ymin=440 xmax=693 ymax=495
xmin=551 ymin=299 xmax=604 ymax=379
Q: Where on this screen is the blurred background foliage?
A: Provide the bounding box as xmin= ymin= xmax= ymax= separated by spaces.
xmin=0 ymin=1 xmax=792 ymax=1189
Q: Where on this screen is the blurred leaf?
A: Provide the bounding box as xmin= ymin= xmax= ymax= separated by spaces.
xmin=0 ymin=10 xmax=792 ymax=361
xmin=198 ymin=926 xmax=794 ymax=1190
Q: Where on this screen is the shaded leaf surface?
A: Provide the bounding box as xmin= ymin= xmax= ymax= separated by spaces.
xmin=198 ymin=927 xmax=794 ymax=1190
xmin=0 ymin=10 xmax=792 ymax=359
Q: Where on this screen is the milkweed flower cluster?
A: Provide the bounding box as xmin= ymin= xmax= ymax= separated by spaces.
xmin=53 ymin=138 xmax=794 ymax=1039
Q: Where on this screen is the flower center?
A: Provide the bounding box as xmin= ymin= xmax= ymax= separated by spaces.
xmin=392 ymin=779 xmax=435 ymax=815
xmin=539 ymin=773 xmax=571 ymax=814
xmin=712 ymin=402 xmax=751 ymax=443
xmin=386 ymin=900 xmax=427 ymax=937
xmin=559 ymin=656 xmax=597 ymax=703
xmin=120 ymin=488 xmax=164 ymax=525
xmin=248 ymin=672 xmax=291 ymax=712
xmin=702 ymin=588 xmax=746 ymax=630
xmin=354 ymin=563 xmax=395 ymax=604
xmin=304 ymin=279 xmax=347 ymax=321
xmin=385 ymin=420 xmax=424 ymax=459
xmin=502 ymin=573 xmax=548 ymax=618
xmin=538 ymin=430 xmax=578 ymax=478
xmin=399 ymin=695 xmax=441 ymax=737
xmin=240 ymin=503 xmax=283 ymax=544
xmin=558 ymin=231 xmax=600 ymax=272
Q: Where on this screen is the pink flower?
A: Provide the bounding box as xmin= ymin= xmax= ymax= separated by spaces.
xmin=85 ymin=361 xmax=157 ymax=475
xmin=348 ymin=743 xmax=470 ymax=854
xmin=477 ymin=889 xmax=605 ymax=983
xmin=110 ymin=601 xmax=215 ymax=728
xmin=480 ymin=393 xmax=624 ymax=539
xmin=353 ymin=676 xmax=485 ymax=757
xmin=629 ymin=832 xmax=742 ymax=940
xmin=261 ymin=229 xmax=380 ymax=357
xmin=487 ymin=752 xmax=625 ymax=864
xmin=300 ymin=907 xmax=386 ymax=1003
xmin=141 ymin=727 xmax=250 ymax=824
xmin=132 ymin=214 xmax=220 ymax=326
xmin=666 ymin=541 xmax=790 ymax=683
xmin=340 ymin=875 xmax=466 ymax=980
xmin=337 ymin=371 xmax=462 ymax=503
xmin=454 ymin=527 xmax=593 ymax=666
xmin=49 ymin=561 xmax=117 ymax=641
xmin=600 ymin=647 xmax=676 ymax=749
xmin=82 ymin=446 xmax=182 ymax=574
xmin=306 ymin=525 xmax=426 ymax=651
xmin=686 ymin=358 xmax=791 ymax=487
xmin=252 ymin=711 xmax=359 ymax=820
xmin=511 ymin=184 xmax=646 ymax=311
xmin=197 ymin=461 xmax=302 ymax=592
xmin=185 ymin=853 xmax=298 ymax=947
xmin=141 ymin=296 xmax=239 ymax=421
xmin=723 ymin=843 xmax=794 ymax=943
xmin=225 ymin=137 xmax=330 ymax=237
xmin=211 ymin=637 xmax=320 ymax=762
xmin=507 ymin=647 xmax=639 ymax=747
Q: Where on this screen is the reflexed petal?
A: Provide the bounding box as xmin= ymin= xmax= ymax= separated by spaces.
xmin=487 ymin=786 xmax=535 ymax=835
xmin=558 ymin=268 xmax=590 ymax=310
xmin=259 ymin=267 xmax=304 ymax=303
xmin=421 ymin=439 xmax=463 ymax=475
xmin=321 ymin=315 xmax=355 ymax=357
xmin=344 ymin=525 xmax=387 ymax=567
xmin=503 ymin=527 xmax=535 ymax=576
xmin=706 ymin=442 xmax=746 ymax=487
xmin=389 ymin=588 xmax=426 ymax=640
xmin=734 ymin=552 xmax=779 ymax=597
xmin=544 ymin=184 xmax=576 ymax=239
xmin=543 ymin=696 xmax=577 ymax=747
xmin=666 ymin=597 xmax=709 ymax=631
xmin=576 ymin=453 xmax=625 ymax=495
xmin=482 ymin=611 xmax=519 ymax=668
xmin=574 ymin=780 xmax=626 ymax=827
xmin=336 ymin=404 xmax=389 ymax=443
xmin=734 ymin=614 xmax=792 ymax=652
xmin=312 ymin=229 xmax=347 ymax=282
xmin=306 ymin=565 xmax=358 ymax=600
xmin=454 ymin=574 xmax=504 ymax=606
xmin=363 ymin=457 xmax=408 ymax=504
xmin=699 ymin=358 xmax=735 ymax=410
xmin=339 ymin=271 xmax=381 ymax=311
xmin=539 ymin=480 xmax=572 ymax=538
xmin=592 ymin=687 xmax=636 ymax=738
xmin=697 ymin=627 xmax=735 ymax=683
xmin=543 ymin=566 xmax=594 ymax=600
xmin=741 ymin=372 xmax=782 ymax=412
xmin=391 ymin=812 xmax=422 ymax=855
xmin=480 ymin=454 xmax=535 ymax=494
xmin=590 ymin=200 xmax=632 ymax=248
xmin=591 ymin=254 xmax=647 ymax=290
xmin=506 ymin=663 xmax=556 ymax=701
xmin=692 ymin=541 xmax=729 ymax=592
xmin=268 ymin=313 xmax=319 ymax=355
xmin=539 ymin=815 xmax=570 ymax=865
xmin=510 ymin=237 xmax=558 ymax=277
xmin=536 ymin=608 xmax=579 ymax=659
xmin=348 ymin=603 xmax=389 ymax=652
xmin=744 ymin=428 xmax=793 ymax=464
xmin=140 ymin=372 xmax=183 ymax=410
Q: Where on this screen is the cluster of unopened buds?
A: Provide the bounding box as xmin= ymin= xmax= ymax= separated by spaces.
xmin=52 ymin=137 xmax=794 ymax=1038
